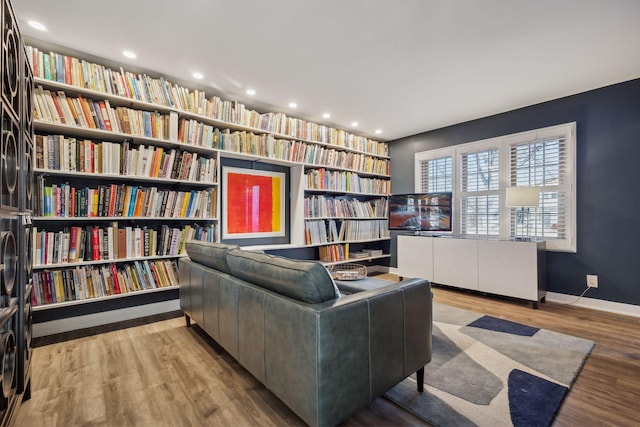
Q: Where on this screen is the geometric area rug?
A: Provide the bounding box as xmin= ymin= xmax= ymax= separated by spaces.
xmin=384 ymin=302 xmax=595 ymax=427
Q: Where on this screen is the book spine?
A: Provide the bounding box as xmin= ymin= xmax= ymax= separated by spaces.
xmin=91 ymin=227 xmax=101 ymax=260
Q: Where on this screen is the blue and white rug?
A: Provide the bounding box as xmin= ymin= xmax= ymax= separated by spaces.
xmin=385 ymin=303 xmax=594 ymax=427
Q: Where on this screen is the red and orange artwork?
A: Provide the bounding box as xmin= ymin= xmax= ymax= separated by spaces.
xmin=223 ymin=168 xmax=285 ymax=238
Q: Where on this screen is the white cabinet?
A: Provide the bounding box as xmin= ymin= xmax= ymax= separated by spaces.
xmin=433 ymin=238 xmax=479 ymax=291
xmin=478 ymin=239 xmax=545 ymax=302
xmin=397 ymin=235 xmax=434 ymax=281
xmin=397 ymin=235 xmax=545 ymax=306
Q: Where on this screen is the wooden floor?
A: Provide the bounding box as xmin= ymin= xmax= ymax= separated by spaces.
xmin=14 ymin=276 xmax=640 ymax=426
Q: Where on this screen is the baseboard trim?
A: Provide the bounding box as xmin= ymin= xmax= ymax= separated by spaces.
xmin=32 ymin=299 xmax=181 ymax=338
xmin=546 ymin=292 xmax=640 ymax=318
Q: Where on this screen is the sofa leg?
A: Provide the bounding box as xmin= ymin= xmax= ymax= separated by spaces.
xmin=185 ymin=314 xmax=191 ymax=327
xmin=416 ymin=367 xmax=424 ymax=392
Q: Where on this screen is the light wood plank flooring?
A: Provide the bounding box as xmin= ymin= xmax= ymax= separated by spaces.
xmin=14 ymin=277 xmax=640 ymax=426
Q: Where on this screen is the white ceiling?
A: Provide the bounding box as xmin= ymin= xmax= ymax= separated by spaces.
xmin=12 ymin=0 xmax=640 ymax=141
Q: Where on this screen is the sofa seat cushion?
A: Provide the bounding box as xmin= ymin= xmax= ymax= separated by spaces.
xmin=185 ymin=241 xmax=238 ymax=274
xmin=226 ymin=249 xmax=340 ymax=303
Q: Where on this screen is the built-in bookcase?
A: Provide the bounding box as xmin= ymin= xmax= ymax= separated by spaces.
xmin=25 ymin=41 xmax=390 ymax=327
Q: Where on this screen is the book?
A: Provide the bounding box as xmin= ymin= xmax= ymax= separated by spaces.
xmin=127 ymin=186 xmax=138 ymax=216
xmin=68 ymin=227 xmax=79 ymax=262
xmin=118 ymin=229 xmax=127 ymax=259
xmin=154 ymin=261 xmax=170 ymax=287
xmin=133 ymin=228 xmax=142 ymax=257
xmin=107 ymin=184 xmax=118 ymax=216
xmin=91 ymin=227 xmax=101 ymax=260
xmin=110 ymin=264 xmax=121 ymax=294
xmin=169 ymin=111 xmax=178 ymax=141
xmin=106 ymin=226 xmax=114 ymax=260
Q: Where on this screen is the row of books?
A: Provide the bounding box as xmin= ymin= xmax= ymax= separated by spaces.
xmin=27 ymin=46 xmax=388 ymax=155
xmin=272 ymin=115 xmax=388 ymax=155
xmin=319 ymin=246 xmax=384 ymax=263
xmin=305 ymin=169 xmax=390 ymax=195
xmin=301 ymin=145 xmax=390 ymax=175
xmin=34 ymin=85 xmax=177 ymax=139
xmin=318 ymin=244 xmax=350 ymax=263
xmin=31 ymin=259 xmax=179 ymax=305
xmin=341 ymin=220 xmax=390 ymax=241
xmin=214 ymin=129 xmax=389 ymax=174
xmin=304 ymin=219 xmax=390 ymax=245
xmin=33 ymin=223 xmax=215 ymax=266
xmin=35 ymin=135 xmax=217 ymax=182
xmin=304 ymin=195 xmax=389 ymax=219
xmin=179 ymin=118 xmax=387 ymax=159
xmin=35 ymin=180 xmax=218 ymax=219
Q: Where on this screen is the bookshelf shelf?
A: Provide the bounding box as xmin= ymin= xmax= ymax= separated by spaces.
xmin=34 ymin=168 xmax=217 ymax=187
xmin=32 ymin=216 xmax=218 ymax=221
xmin=303 ymin=189 xmax=389 ymax=197
xmin=32 ymin=285 xmax=178 ymax=311
xmin=33 ymin=253 xmax=187 ymax=270
xmin=302 ymin=162 xmax=390 ymax=178
xmin=33 ymin=120 xmax=218 ymax=156
xmin=305 ymin=237 xmax=391 ymax=248
xmin=219 ymin=150 xmax=298 ymax=167
xmin=321 ymin=254 xmax=391 ymax=267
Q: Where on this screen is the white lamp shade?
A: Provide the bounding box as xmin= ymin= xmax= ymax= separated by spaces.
xmin=505 ymin=187 xmax=540 ymax=207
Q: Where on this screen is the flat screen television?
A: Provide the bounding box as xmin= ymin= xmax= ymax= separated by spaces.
xmin=388 ymin=192 xmax=452 ymax=232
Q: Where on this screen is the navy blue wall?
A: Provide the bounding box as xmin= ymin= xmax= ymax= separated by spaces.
xmin=389 ymin=78 xmax=640 ymax=306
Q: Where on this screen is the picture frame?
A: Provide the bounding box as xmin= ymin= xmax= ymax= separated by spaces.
xmin=222 ymin=166 xmax=286 ymax=239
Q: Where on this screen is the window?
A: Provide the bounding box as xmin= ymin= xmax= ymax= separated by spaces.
xmin=416 ymin=153 xmax=452 ymax=193
xmin=460 ymin=148 xmax=500 ymax=236
xmin=509 ymin=137 xmax=568 ymax=241
xmin=414 ymin=123 xmax=576 ymax=252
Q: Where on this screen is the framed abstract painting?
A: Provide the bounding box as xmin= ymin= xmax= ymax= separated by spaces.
xmin=222 ymin=167 xmax=286 ymax=239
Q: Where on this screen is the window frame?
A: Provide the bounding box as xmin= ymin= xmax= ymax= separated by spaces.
xmin=414 ymin=122 xmax=576 ymax=252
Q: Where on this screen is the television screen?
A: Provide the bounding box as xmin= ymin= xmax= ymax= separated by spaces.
xmin=388 ymin=192 xmax=452 ymax=232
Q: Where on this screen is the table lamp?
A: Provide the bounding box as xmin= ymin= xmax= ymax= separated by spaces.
xmin=505 ymin=187 xmax=540 ymax=240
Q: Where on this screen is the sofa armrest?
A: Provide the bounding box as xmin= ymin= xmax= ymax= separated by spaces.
xmin=263 ymin=278 xmax=432 ymax=427
xmin=330 ymin=278 xmax=429 ymax=306
xmin=317 ymin=277 xmax=432 ymax=380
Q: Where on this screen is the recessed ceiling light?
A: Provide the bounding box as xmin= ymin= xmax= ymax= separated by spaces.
xmin=122 ymin=50 xmax=137 ymax=59
xmin=246 ymin=88 xmax=256 ymax=96
xmin=351 ymin=121 xmax=359 ymax=127
xmin=193 ymin=72 xmax=204 ymax=79
xmin=28 ymin=20 xmax=47 ymax=31
xmin=375 ymin=129 xmax=382 ymax=134
xmin=289 ymin=102 xmax=297 ymax=108
xmin=322 ymin=113 xmax=331 ymax=119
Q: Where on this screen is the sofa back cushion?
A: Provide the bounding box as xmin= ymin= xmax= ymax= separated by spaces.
xmin=226 ymin=249 xmax=339 ymax=303
xmin=185 ymin=241 xmax=238 ymax=274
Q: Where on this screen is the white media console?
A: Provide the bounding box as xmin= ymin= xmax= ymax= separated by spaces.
xmin=397 ymin=235 xmax=546 ymax=308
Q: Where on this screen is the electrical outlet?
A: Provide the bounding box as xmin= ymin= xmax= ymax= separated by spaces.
xmin=587 ymin=274 xmax=598 ymax=288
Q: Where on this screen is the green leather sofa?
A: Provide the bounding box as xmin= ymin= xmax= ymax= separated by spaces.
xmin=179 ymin=241 xmax=432 ymax=427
